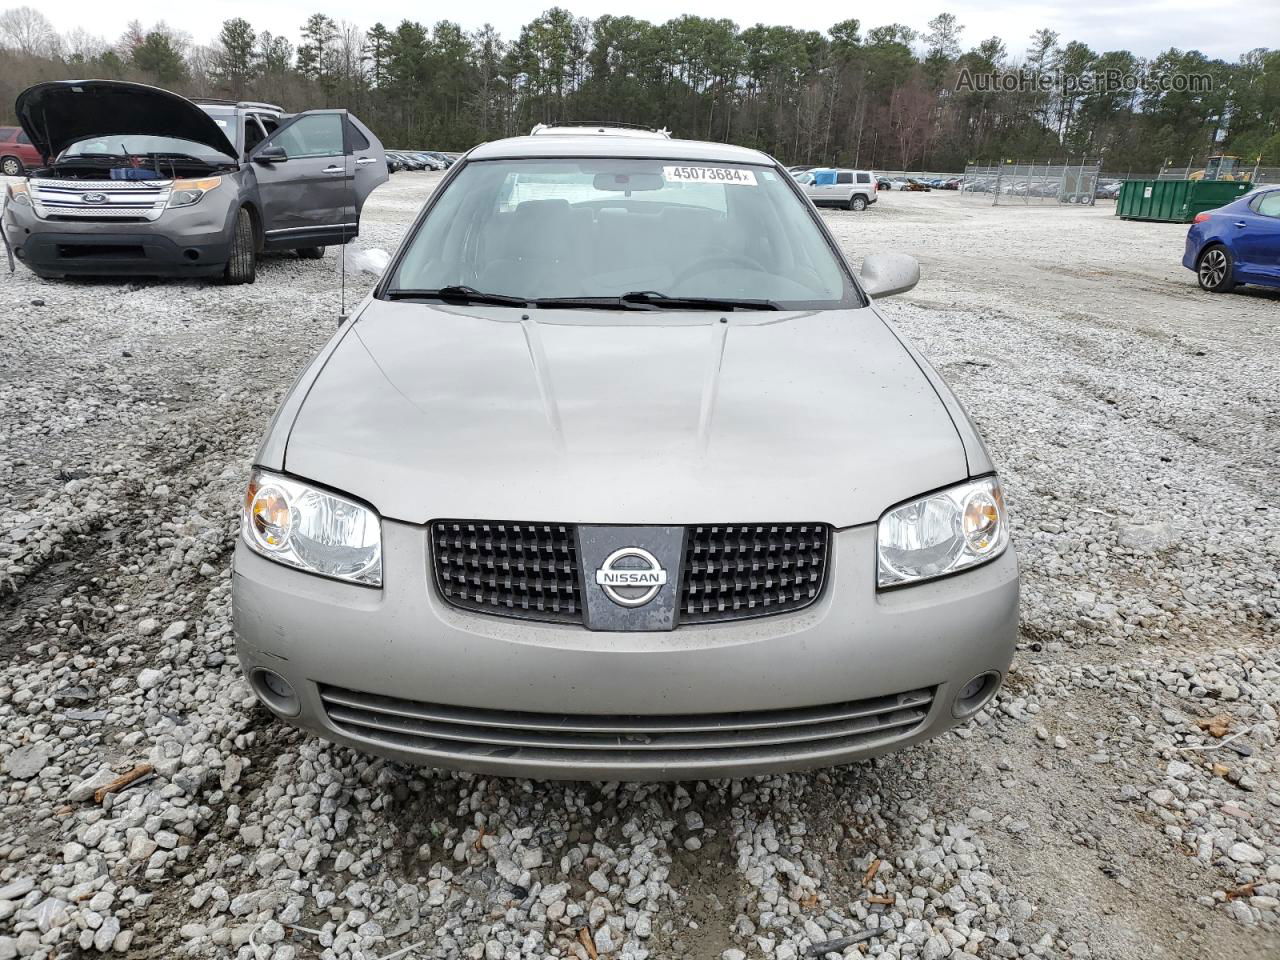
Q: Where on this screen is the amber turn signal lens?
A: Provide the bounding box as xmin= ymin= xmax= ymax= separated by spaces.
xmin=962 ymin=485 xmax=1004 ymax=553
xmin=249 ymin=486 xmax=292 ymax=549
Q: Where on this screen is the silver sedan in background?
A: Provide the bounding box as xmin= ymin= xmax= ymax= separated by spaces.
xmin=232 ymin=127 xmax=1018 ymax=780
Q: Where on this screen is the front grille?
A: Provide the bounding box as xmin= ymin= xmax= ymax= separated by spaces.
xmin=431 ymin=521 xmax=582 ymax=623
xmin=319 ymin=684 xmax=933 ymax=766
xmin=29 ymin=177 xmax=171 ymax=222
xmin=430 ymin=521 xmax=830 ymax=626
xmin=680 ymin=525 xmax=829 ymax=623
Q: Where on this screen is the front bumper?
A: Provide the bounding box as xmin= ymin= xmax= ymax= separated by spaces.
xmin=233 ymin=521 xmax=1019 ymax=780
xmin=3 ymin=196 xmax=234 ymax=278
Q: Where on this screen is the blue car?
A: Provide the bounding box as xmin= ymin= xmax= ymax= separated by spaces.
xmin=1183 ymin=186 xmax=1280 ymax=292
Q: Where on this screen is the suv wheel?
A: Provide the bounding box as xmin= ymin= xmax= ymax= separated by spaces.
xmin=1196 ymin=244 xmax=1235 ymax=293
xmin=296 ymin=246 xmax=325 ymax=260
xmin=849 ymin=195 xmax=868 ymax=212
xmin=1 ymin=156 xmax=21 ymax=176
xmin=223 ymin=207 xmax=257 ymax=285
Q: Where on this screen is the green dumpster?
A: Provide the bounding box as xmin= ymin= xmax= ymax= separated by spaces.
xmin=1116 ymin=179 xmax=1253 ymax=223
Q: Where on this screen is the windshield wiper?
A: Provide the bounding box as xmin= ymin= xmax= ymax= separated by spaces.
xmin=532 ymin=292 xmax=780 ymax=311
xmin=385 ymin=285 xmax=529 ymax=307
xmin=620 ymin=291 xmax=780 ymax=310
xmin=531 ymin=296 xmax=643 ymax=311
xmin=144 ymin=152 xmax=210 ymax=162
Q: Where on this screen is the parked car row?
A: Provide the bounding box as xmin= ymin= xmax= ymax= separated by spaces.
xmin=961 ymin=177 xmax=1045 ymax=196
xmin=959 ymin=177 xmax=1087 ymax=201
xmin=1094 ymin=180 xmax=1122 ymax=200
xmin=385 ymin=150 xmax=456 ymax=174
xmin=876 ymin=177 xmax=934 ymax=192
xmin=787 ymin=165 xmax=961 ymax=195
xmin=2 ymin=80 xmax=388 ymax=283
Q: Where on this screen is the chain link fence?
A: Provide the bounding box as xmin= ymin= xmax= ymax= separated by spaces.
xmin=959 ymin=161 xmax=1100 ymax=205
xmin=847 ymin=159 xmax=1276 ymax=205
xmin=1154 ymin=159 xmax=1279 ymax=184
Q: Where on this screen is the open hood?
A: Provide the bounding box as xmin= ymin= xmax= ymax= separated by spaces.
xmin=15 ymin=80 xmax=238 ymax=162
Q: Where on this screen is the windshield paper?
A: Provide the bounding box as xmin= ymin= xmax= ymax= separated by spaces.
xmin=663 ymin=165 xmax=757 ymax=185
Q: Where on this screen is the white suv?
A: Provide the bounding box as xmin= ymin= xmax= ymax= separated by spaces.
xmin=797 ymin=168 xmax=878 ymax=211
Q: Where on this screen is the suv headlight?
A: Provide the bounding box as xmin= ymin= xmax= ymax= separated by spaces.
xmin=167 ymin=176 xmax=222 ymax=208
xmin=4 ymin=182 xmax=31 ymax=208
xmin=241 ymin=468 xmax=382 ymax=586
xmin=877 ymin=477 xmax=1009 ymax=588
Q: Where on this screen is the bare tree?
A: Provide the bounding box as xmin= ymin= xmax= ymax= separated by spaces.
xmin=0 ymin=6 xmax=60 ymax=56
xmin=334 ymin=21 xmax=367 ymax=111
xmin=887 ymin=76 xmax=936 ymax=168
xmin=187 ymin=44 xmax=218 ymax=94
xmin=61 ymin=27 xmax=106 ymax=62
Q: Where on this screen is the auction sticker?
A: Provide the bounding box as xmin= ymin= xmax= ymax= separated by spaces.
xmin=663 ymin=165 xmax=757 ymax=185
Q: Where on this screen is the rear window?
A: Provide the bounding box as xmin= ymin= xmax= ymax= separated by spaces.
xmin=857 ymin=173 xmax=871 ymax=184
xmin=0 ymin=127 xmax=16 ymax=142
xmin=836 ymin=172 xmax=853 ymax=185
xmin=346 ymin=121 xmax=370 ymax=151
xmin=1254 ymin=191 xmax=1280 ymax=218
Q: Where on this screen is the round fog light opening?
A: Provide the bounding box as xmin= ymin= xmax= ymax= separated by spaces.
xmin=251 ymin=668 xmax=300 ymax=717
xmin=952 ymin=671 xmax=1001 ymax=719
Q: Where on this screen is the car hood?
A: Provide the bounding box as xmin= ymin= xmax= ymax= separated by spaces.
xmin=283 ymin=302 xmax=969 ymax=527
xmin=16 ymin=80 xmax=237 ymax=162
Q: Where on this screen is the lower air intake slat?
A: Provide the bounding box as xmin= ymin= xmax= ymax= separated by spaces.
xmin=319 ymin=684 xmax=934 ymax=762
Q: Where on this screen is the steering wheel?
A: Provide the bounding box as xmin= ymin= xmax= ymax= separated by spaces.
xmin=671 ymin=254 xmax=765 ymax=288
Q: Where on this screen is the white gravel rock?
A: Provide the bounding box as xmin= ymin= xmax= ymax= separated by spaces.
xmin=3 ymin=744 xmax=49 ymax=779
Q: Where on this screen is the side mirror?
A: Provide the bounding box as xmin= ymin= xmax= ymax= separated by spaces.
xmin=254 ymin=145 xmax=288 ymax=164
xmin=858 ymin=252 xmax=920 ymax=299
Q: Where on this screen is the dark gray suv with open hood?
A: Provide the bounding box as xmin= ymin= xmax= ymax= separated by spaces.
xmin=2 ymin=80 xmax=386 ymax=282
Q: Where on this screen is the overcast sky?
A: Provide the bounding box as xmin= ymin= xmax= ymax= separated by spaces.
xmin=38 ymin=0 xmax=1277 ymax=62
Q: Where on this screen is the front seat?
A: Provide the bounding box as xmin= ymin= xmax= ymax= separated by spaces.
xmin=478 ymin=199 xmax=580 ymax=298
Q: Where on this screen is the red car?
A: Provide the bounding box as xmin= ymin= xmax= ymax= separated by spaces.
xmin=0 ymin=126 xmax=42 ymax=176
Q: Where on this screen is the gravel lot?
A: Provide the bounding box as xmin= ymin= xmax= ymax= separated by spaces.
xmin=0 ymin=173 xmax=1277 ymax=960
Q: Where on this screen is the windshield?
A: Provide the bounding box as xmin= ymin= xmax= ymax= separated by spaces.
xmin=389 ymin=158 xmax=857 ymax=308
xmin=61 ymin=134 xmax=230 ymax=163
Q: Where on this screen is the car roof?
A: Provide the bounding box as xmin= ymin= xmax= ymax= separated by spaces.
xmin=468 ymin=134 xmax=775 ymax=165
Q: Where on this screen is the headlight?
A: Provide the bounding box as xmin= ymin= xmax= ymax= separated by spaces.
xmin=241 ymin=469 xmax=382 ymax=586
xmin=5 ymin=182 xmax=31 ymax=207
xmin=877 ymin=477 xmax=1009 ymax=588
xmin=166 ymin=176 xmax=222 ymax=208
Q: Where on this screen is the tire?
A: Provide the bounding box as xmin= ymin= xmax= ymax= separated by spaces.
xmin=849 ymin=195 xmax=868 ymax=212
xmin=1196 ymin=244 xmax=1235 ymax=293
xmin=1 ymin=156 xmax=21 ymax=176
xmin=296 ymin=246 xmax=325 ymax=260
xmin=223 ymin=207 xmax=256 ymax=285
